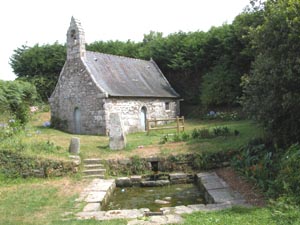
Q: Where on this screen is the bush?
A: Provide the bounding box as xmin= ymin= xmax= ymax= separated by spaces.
xmin=231 ymin=138 xmax=279 ymax=193
xmin=159 ymin=135 xmax=169 ymax=144
xmin=276 ymin=144 xmax=300 ymax=203
xmin=181 ymin=132 xmax=190 ymax=141
xmin=213 ymin=126 xmax=230 ymax=136
xmin=191 ymin=128 xmax=213 ymax=139
xmin=0 ymin=80 xmax=38 ymax=124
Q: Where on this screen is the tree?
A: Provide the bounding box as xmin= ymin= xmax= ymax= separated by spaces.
xmin=242 ymin=0 xmax=300 ymax=147
xmin=201 ymin=58 xmax=241 ymax=108
xmin=0 ymin=80 xmax=38 ymax=124
xmin=10 ymin=43 xmax=66 ymax=101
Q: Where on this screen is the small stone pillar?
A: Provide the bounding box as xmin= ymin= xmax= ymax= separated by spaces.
xmin=109 ymin=113 xmax=126 ymax=150
xmin=69 ymin=137 xmax=80 ymax=154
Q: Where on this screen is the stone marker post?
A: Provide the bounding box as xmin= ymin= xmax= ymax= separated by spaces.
xmin=109 ymin=113 xmax=126 ymax=150
xmin=69 ymin=137 xmax=80 ymax=154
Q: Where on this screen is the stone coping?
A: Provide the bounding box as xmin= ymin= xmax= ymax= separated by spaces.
xmin=75 ymin=172 xmax=250 ymax=224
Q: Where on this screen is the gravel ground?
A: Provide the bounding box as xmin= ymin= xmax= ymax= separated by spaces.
xmin=215 ymin=167 xmax=266 ymax=207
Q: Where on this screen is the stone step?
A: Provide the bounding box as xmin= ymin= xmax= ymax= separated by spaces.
xmin=84 ymin=164 xmax=104 ymax=169
xmin=83 ymin=169 xmax=106 ymax=176
xmin=82 ymin=174 xmax=105 ymax=179
xmin=83 ymin=158 xmax=102 ymax=164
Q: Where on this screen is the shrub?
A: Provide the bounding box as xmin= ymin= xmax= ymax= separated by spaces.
xmin=191 ymin=128 xmax=200 ymax=139
xmin=172 ymin=134 xmax=181 ymax=142
xmin=276 ymin=144 xmax=300 ymax=203
xmin=191 ymin=128 xmax=213 ymax=139
xmin=199 ymin=128 xmax=212 ymax=138
xmin=213 ymin=126 xmax=230 ymax=137
xmin=181 ymin=132 xmax=190 ymax=141
xmin=159 ymin=135 xmax=169 ymax=144
xmin=0 ymin=80 xmax=38 ymax=124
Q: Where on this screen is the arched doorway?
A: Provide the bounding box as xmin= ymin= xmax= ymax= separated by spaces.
xmin=74 ymin=107 xmax=81 ymax=134
xmin=140 ymin=106 xmax=147 ymax=131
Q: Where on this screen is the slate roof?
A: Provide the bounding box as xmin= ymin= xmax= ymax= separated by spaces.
xmin=84 ymin=51 xmax=180 ymax=98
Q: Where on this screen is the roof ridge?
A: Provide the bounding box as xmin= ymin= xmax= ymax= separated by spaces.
xmin=86 ymin=51 xmax=150 ymax=63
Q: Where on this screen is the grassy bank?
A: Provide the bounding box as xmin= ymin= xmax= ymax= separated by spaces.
xmin=10 ymin=112 xmax=262 ymax=160
xmin=0 ymin=176 xmax=126 ymax=225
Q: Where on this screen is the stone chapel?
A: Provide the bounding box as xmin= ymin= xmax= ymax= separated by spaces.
xmin=49 ymin=17 xmax=180 ymax=135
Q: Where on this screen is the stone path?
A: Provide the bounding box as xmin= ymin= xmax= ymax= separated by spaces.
xmin=75 ymin=172 xmax=250 ymax=224
xmin=76 ymin=178 xmax=115 ymax=212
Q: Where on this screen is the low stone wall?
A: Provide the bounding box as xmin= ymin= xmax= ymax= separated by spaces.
xmin=103 ymin=152 xmax=235 ymax=176
xmin=115 ymin=172 xmax=195 ymax=188
xmin=0 ymin=150 xmax=80 ymax=178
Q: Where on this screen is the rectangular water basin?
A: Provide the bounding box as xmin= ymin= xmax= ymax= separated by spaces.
xmin=102 ymin=183 xmax=206 ymax=212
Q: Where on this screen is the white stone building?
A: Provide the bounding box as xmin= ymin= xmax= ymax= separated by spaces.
xmin=49 ymin=17 xmax=180 ymax=135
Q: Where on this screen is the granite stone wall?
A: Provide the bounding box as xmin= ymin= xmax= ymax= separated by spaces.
xmin=104 ymin=98 xmax=180 ymax=134
xmin=49 ymin=58 xmax=107 ymax=135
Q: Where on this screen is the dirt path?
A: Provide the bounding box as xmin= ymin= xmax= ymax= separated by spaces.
xmin=216 ymin=167 xmax=266 ymax=207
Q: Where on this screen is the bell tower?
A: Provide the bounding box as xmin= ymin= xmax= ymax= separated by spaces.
xmin=67 ymin=17 xmax=86 ymax=60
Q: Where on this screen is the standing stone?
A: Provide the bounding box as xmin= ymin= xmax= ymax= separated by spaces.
xmin=109 ymin=113 xmax=126 ymax=150
xmin=69 ymin=137 xmax=80 ymax=154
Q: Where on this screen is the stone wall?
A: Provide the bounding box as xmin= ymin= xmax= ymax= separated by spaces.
xmin=103 ymin=152 xmax=234 ymax=177
xmin=105 ymin=98 xmax=180 ymax=134
xmin=49 ymin=58 xmax=107 ymax=135
xmin=0 ymin=150 xmax=80 ymax=178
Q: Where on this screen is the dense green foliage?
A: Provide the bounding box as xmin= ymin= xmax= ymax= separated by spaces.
xmin=0 ymin=80 xmax=37 ymax=124
xmin=10 ymin=43 xmax=66 ymax=101
xmin=242 ymin=0 xmax=300 ymax=147
xmin=232 ymin=139 xmax=300 ymax=206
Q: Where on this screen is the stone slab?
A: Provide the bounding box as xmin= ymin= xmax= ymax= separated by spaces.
xmin=187 ymin=204 xmax=206 ymax=211
xmin=196 ymin=172 xmax=218 ymax=179
xmin=83 ymin=203 xmax=100 ymax=212
xmin=116 ymin=177 xmax=132 ymax=187
xmin=69 ymin=137 xmax=80 ymax=154
xmin=141 ymin=180 xmax=170 ymax=187
xmin=165 ymin=214 xmax=184 ymax=224
xmin=128 ymin=214 xmax=183 ymax=225
xmin=131 ymin=175 xmax=142 ymax=183
xmin=207 ymin=188 xmax=239 ymax=203
xmin=85 ymin=191 xmax=106 ymax=203
xmin=77 ymin=211 xmax=106 ymax=220
xmin=84 ymin=179 xmax=115 ymax=192
xmin=109 ymin=113 xmax=126 ymax=150
xmin=200 ymin=177 xmax=229 ymax=190
xmin=174 ymin=205 xmax=194 ymax=214
xmin=169 ymin=173 xmax=187 ymax=180
xmin=160 ymin=207 xmax=174 ymax=215
xmin=104 ymin=209 xmax=145 ymax=219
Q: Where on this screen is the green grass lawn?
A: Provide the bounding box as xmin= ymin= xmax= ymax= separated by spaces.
xmin=181 ymin=207 xmax=276 ymax=225
xmin=7 ymin=112 xmax=263 ymax=160
xmin=0 ymin=176 xmax=127 ymax=225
